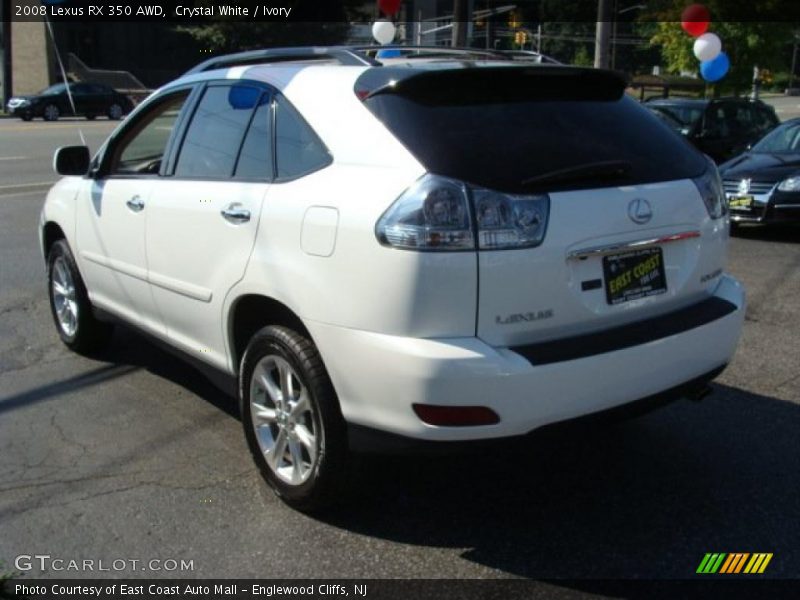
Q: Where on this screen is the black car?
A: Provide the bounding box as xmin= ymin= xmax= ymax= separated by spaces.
xmin=646 ymin=97 xmax=779 ymax=163
xmin=719 ymin=118 xmax=800 ymax=226
xmin=6 ymin=82 xmax=134 ymax=121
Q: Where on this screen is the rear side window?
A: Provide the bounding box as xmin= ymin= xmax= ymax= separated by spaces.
xmin=363 ymin=70 xmax=706 ymax=193
xmin=234 ymin=96 xmax=274 ymax=180
xmin=275 ymin=95 xmax=331 ymax=180
xmin=175 ymin=85 xmax=261 ymax=178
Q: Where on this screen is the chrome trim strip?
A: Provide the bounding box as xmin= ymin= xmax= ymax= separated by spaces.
xmin=775 ymin=204 xmax=800 ymax=209
xmin=567 ymin=231 xmax=701 ymax=260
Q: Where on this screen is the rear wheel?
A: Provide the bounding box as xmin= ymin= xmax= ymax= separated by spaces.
xmin=43 ymin=104 xmax=60 ymax=121
xmin=47 ymin=240 xmax=113 ymax=354
xmin=107 ymin=103 xmax=124 ymax=120
xmin=240 ymin=325 xmax=348 ymax=512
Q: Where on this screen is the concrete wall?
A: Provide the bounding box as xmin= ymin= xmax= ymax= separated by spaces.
xmin=11 ymin=20 xmax=50 ymax=95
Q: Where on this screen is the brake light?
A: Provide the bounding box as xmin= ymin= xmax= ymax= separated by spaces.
xmin=375 ymin=174 xmax=550 ymax=251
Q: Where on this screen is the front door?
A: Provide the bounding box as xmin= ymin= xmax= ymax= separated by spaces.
xmin=75 ymin=91 xmax=191 ymax=334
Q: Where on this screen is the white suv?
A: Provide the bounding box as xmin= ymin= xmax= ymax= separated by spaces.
xmin=41 ymin=46 xmax=745 ymax=510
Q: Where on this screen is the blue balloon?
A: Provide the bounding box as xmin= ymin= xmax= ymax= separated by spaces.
xmin=376 ymin=49 xmax=402 ymax=59
xmin=700 ymin=52 xmax=730 ymax=83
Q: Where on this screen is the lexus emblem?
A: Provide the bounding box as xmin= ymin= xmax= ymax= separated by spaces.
xmin=738 ymin=178 xmax=751 ymax=195
xmin=628 ymin=198 xmax=653 ymax=225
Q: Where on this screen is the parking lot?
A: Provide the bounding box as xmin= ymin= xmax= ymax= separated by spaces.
xmin=1 ymin=112 xmax=799 ymax=585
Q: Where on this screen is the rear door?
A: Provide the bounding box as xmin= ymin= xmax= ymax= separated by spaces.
xmin=144 ymin=83 xmax=271 ymax=369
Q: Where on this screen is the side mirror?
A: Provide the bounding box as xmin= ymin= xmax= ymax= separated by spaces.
xmin=53 ymin=145 xmax=90 ymax=176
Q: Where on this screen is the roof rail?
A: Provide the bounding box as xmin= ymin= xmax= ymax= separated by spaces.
xmin=355 ymin=45 xmax=510 ymax=60
xmin=183 ymin=46 xmax=379 ymax=76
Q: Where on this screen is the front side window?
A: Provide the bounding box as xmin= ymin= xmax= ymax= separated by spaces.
xmin=110 ymin=92 xmax=189 ymax=176
xmin=174 ymin=85 xmax=261 ymax=179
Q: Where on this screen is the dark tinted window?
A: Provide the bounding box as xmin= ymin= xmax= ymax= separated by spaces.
xmin=234 ymin=96 xmax=274 ymax=180
xmin=275 ymin=95 xmax=330 ymax=180
xmin=175 ymin=85 xmax=260 ymax=179
xmin=364 ymin=76 xmax=706 ymax=193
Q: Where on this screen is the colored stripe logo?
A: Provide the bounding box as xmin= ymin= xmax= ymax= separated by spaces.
xmin=697 ymin=553 xmax=773 ymax=574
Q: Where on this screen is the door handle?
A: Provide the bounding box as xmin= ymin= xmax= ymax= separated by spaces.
xmin=126 ymin=195 xmax=145 ymax=212
xmin=221 ymin=203 xmax=250 ymax=224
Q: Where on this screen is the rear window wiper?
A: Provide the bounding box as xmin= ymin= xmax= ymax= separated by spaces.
xmin=521 ymin=160 xmax=632 ymax=187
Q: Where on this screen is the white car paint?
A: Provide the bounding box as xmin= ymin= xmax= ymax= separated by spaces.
xmin=41 ymin=60 xmax=745 ymax=444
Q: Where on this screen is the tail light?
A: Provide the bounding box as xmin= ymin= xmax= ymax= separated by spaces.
xmin=693 ymin=157 xmax=727 ymax=219
xmin=376 ymin=174 xmax=550 ymax=251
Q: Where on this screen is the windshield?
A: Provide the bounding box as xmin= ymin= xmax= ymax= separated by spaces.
xmin=650 ymin=104 xmax=704 ymax=128
xmin=38 ymin=83 xmax=68 ymax=95
xmin=751 ymin=122 xmax=800 ymax=154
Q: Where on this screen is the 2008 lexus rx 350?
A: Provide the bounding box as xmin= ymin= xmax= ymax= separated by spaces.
xmin=40 ymin=47 xmax=745 ymax=511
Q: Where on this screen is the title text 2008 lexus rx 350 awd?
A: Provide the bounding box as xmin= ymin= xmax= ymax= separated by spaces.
xmin=40 ymin=47 xmax=745 ymax=511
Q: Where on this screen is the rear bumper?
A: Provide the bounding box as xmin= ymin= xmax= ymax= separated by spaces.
xmin=308 ymin=274 xmax=745 ymax=443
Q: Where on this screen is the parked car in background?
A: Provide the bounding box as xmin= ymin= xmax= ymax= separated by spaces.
xmin=646 ymin=106 xmax=686 ymax=135
xmin=40 ymin=46 xmax=744 ymax=511
xmin=6 ymin=81 xmax=133 ymax=121
xmin=646 ymin=97 xmax=779 ymax=163
xmin=719 ymin=118 xmax=800 ymax=226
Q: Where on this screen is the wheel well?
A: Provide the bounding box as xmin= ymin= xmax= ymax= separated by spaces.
xmin=230 ymin=295 xmax=310 ymax=370
xmin=43 ymin=222 xmax=66 ymax=257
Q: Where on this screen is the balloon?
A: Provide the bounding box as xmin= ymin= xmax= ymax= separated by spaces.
xmin=693 ymin=32 xmax=721 ymax=62
xmin=378 ymin=0 xmax=402 ymax=16
xmin=376 ymin=48 xmax=402 ymax=59
xmin=700 ymin=52 xmax=730 ymax=83
xmin=681 ymin=4 xmax=710 ymax=37
xmin=372 ymin=20 xmax=396 ymax=45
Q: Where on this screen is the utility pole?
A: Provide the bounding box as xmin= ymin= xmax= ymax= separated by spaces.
xmin=594 ymin=0 xmax=612 ymax=69
xmin=452 ymin=0 xmax=468 ymax=47
xmin=1 ymin=1 xmax=12 ymax=107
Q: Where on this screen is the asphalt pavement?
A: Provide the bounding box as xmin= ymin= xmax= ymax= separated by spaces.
xmin=1 ymin=114 xmax=799 ymax=587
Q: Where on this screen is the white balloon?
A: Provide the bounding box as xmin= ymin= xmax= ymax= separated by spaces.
xmin=694 ymin=33 xmax=722 ymax=62
xmin=372 ymin=20 xmax=396 ymax=45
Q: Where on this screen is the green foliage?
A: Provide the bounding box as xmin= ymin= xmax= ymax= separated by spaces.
xmin=647 ymin=1 xmax=796 ymax=93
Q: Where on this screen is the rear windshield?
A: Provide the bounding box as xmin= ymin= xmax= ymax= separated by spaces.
xmin=363 ymin=71 xmax=706 ymax=193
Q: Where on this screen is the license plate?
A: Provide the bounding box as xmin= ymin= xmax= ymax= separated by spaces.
xmin=728 ymin=195 xmax=754 ymax=210
xmin=603 ymin=247 xmax=667 ymax=305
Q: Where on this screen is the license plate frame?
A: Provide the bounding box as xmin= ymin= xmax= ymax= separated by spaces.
xmin=603 ymin=247 xmax=667 ymax=306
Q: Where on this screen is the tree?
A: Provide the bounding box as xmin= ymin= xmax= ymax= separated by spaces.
xmin=648 ymin=1 xmax=796 ymax=93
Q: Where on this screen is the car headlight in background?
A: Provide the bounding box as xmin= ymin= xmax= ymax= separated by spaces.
xmin=777 ymin=177 xmax=800 ymax=192
xmin=693 ymin=157 xmax=727 ymax=219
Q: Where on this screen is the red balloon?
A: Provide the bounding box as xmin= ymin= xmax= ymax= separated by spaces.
xmin=681 ymin=4 xmax=710 ymax=37
xmin=378 ymin=0 xmax=402 ymax=17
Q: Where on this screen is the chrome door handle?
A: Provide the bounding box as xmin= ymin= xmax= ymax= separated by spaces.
xmin=126 ymin=195 xmax=145 ymax=212
xmin=221 ymin=203 xmax=250 ymax=224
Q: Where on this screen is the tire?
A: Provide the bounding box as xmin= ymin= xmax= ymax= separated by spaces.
xmin=43 ymin=104 xmax=60 ymax=121
xmin=21 ymin=114 xmax=33 ymax=122
xmin=107 ymin=103 xmax=124 ymax=120
xmin=240 ymin=325 xmax=348 ymax=512
xmin=47 ymin=239 xmax=113 ymax=354
xmin=86 ymin=114 xmax=97 ymax=121
xmin=730 ymin=221 xmax=740 ymax=235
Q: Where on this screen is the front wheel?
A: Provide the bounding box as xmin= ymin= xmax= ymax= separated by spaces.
xmin=240 ymin=325 xmax=348 ymax=512
xmin=47 ymin=240 xmax=113 ymax=354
